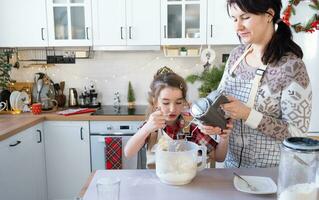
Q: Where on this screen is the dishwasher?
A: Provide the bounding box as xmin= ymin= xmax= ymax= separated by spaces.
xmin=90 ymin=121 xmax=146 ymax=171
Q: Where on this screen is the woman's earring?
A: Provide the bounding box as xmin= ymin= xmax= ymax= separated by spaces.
xmin=275 ymin=23 xmax=278 ymax=31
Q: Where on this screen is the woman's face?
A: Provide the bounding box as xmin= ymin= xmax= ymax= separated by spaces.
xmin=155 ymin=87 xmax=185 ymax=124
xmin=229 ymin=4 xmax=273 ymax=44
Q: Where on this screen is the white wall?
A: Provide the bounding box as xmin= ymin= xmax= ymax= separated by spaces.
xmin=10 ymin=46 xmax=234 ymax=106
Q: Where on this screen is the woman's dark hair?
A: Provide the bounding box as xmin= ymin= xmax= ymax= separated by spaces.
xmin=227 ymin=0 xmax=303 ymax=65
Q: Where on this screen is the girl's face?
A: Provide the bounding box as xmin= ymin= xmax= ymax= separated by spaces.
xmin=156 ymin=87 xmax=185 ymax=124
xmin=229 ymin=4 xmax=273 ymax=44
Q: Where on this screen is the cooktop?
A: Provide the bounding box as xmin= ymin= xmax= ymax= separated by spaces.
xmin=91 ymin=105 xmax=148 ymax=115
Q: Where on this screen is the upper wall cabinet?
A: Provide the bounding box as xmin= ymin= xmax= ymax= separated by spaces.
xmin=46 ymin=0 xmax=92 ymax=46
xmin=207 ymin=0 xmax=239 ymax=45
xmin=0 ymin=0 xmax=48 ymax=47
xmin=92 ymin=0 xmax=161 ymax=50
xmin=161 ymin=0 xmax=207 ymax=45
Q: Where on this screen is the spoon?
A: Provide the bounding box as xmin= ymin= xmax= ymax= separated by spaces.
xmin=233 ymin=172 xmax=258 ymax=191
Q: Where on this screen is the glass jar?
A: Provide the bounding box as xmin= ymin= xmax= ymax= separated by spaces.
xmin=277 ymin=137 xmax=319 ymax=200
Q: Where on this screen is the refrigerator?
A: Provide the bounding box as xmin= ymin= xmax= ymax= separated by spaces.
xmin=289 ymin=2 xmax=319 ymax=135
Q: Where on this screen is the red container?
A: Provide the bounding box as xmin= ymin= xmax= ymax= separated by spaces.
xmin=32 ymin=103 xmax=42 ymax=115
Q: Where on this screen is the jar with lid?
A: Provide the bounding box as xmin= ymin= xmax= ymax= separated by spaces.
xmin=277 ymin=137 xmax=319 ymax=200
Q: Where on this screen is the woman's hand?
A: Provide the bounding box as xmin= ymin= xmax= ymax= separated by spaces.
xmin=222 ymin=96 xmax=251 ymax=121
xmin=143 ymin=110 xmax=166 ymax=133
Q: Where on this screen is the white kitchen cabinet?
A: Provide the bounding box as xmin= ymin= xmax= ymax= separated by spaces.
xmin=207 ymin=0 xmax=239 ymax=45
xmin=44 ymin=121 xmax=90 ymax=200
xmin=0 ymin=0 xmax=48 ymax=47
xmin=0 ymin=123 xmax=47 ymax=200
xmin=46 ymin=0 xmax=92 ymax=46
xmin=92 ymin=0 xmax=160 ymax=49
xmin=161 ymin=0 xmax=207 ymax=45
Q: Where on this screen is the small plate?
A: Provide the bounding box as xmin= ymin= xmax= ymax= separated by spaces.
xmin=233 ymin=175 xmax=277 ymax=194
xmin=10 ymin=91 xmax=20 ymax=110
xmin=15 ymin=91 xmax=29 ymax=110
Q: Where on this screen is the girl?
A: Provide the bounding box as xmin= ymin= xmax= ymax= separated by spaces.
xmin=124 ymin=67 xmax=232 ymax=169
xmin=218 ymin=0 xmax=312 ymax=168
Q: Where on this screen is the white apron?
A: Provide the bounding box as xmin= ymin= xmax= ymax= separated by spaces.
xmin=222 ymin=46 xmax=281 ymax=168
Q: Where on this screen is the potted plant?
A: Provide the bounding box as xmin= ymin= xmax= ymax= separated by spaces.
xmin=127 ymin=81 xmax=136 ymax=108
xmin=0 ymin=51 xmax=13 ymax=91
xmin=186 ymin=64 xmax=225 ymax=97
xmin=180 ymin=47 xmax=187 ymax=56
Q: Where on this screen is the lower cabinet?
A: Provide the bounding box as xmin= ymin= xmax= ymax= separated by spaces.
xmin=44 ymin=121 xmax=91 ymax=200
xmin=0 ymin=123 xmax=47 ymax=200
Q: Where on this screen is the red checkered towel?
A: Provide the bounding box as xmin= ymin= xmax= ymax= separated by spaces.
xmin=105 ymin=137 xmax=122 ymax=169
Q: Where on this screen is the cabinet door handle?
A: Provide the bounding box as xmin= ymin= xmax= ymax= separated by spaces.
xmin=37 ymin=129 xmax=42 ymax=143
xmin=41 ymin=28 xmax=45 ymax=40
xmin=210 ymin=24 xmax=213 ymax=38
xmin=120 ymin=27 xmax=124 ymax=39
xmin=164 ymin=25 xmax=167 ymax=38
xmin=129 ymin=26 xmax=132 ymax=39
xmin=9 ymin=140 xmax=21 ymax=147
xmin=86 ymin=27 xmax=89 ymax=40
xmin=80 ymin=127 xmax=84 ymax=140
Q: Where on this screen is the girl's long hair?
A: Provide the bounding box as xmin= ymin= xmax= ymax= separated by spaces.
xmin=145 ymin=67 xmax=188 ymax=118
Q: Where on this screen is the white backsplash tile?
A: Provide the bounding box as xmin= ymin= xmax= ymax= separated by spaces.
xmin=11 ymin=46 xmax=234 ymax=105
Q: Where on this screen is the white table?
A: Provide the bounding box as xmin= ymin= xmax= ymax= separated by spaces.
xmin=79 ymin=168 xmax=278 ymax=200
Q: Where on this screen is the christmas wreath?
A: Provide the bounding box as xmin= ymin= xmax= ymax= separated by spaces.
xmin=282 ymin=0 xmax=319 ymax=33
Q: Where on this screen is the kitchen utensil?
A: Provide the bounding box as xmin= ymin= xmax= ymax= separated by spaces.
xmin=200 ymin=46 xmax=216 ymax=70
xmin=277 ymin=137 xmax=319 ymax=200
xmin=233 ymin=172 xmax=258 ymax=191
xmin=60 ymin=81 xmax=65 ymax=95
xmin=56 ymin=108 xmax=95 ymax=116
xmin=69 ymin=88 xmax=78 ymax=107
xmin=96 ymin=177 xmax=120 ymax=200
xmin=15 ymin=91 xmax=29 ymax=111
xmin=190 ymin=90 xmax=229 ymax=129
xmin=156 ymin=140 xmax=207 ymax=185
xmin=0 ymin=102 xmax=7 ymax=112
xmin=0 ymin=89 xmax=11 ymax=110
xmin=40 ymin=98 xmax=58 ymax=111
xmin=10 ymin=91 xmax=20 ymax=111
xmin=58 ymin=81 xmax=67 ymax=107
xmin=53 ymin=83 xmax=60 ymax=94
xmin=54 ymin=83 xmax=65 ymax=107
xmin=34 ymin=73 xmax=45 ymax=103
xmin=32 ymin=73 xmax=56 ymax=110
xmin=31 ymin=103 xmax=42 ymax=115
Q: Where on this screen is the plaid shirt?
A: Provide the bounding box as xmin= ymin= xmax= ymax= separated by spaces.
xmin=159 ymin=116 xmax=218 ymax=154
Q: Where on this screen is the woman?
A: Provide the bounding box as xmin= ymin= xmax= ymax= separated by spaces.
xmin=217 ymin=0 xmax=312 ymax=168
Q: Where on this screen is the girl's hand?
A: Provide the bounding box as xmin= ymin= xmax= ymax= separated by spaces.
xmin=219 ymin=119 xmax=233 ymax=140
xmin=143 ymin=110 xmax=166 ymax=133
xmin=222 ymin=96 xmax=251 ymax=121
xmin=198 ymin=124 xmax=222 ymax=135
xmin=199 ymin=119 xmax=233 ymax=137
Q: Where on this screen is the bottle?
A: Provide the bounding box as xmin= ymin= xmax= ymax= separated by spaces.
xmin=91 ymin=93 xmax=98 ymax=106
xmin=79 ymin=93 xmax=85 ymax=107
xmin=277 ymin=137 xmax=319 ymax=200
xmin=84 ymin=86 xmax=90 ymax=106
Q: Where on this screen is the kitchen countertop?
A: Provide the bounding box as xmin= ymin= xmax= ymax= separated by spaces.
xmin=1 ymin=111 xmax=316 ymax=142
xmin=79 ymin=168 xmax=278 ymax=200
xmin=0 ymin=111 xmax=147 ymax=141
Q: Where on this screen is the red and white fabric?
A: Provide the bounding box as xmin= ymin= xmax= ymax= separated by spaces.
xmin=105 ymin=137 xmax=122 ymax=169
